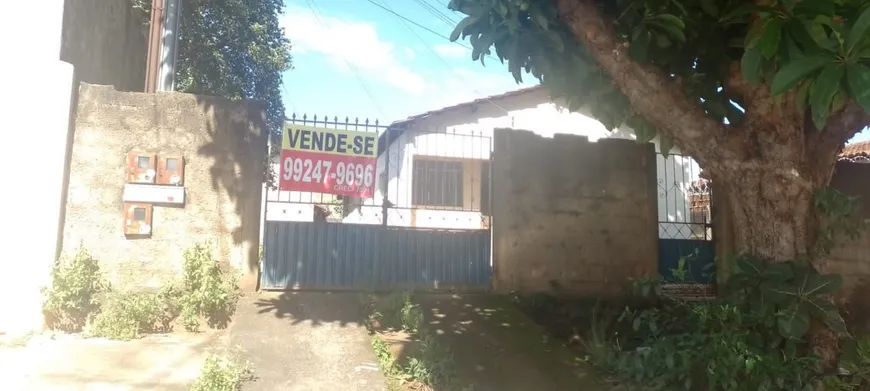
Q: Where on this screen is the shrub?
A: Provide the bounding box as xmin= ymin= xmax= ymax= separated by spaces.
xmin=583 ymin=257 xmax=851 ymax=391
xmin=178 ymin=243 xmax=240 ymax=331
xmin=42 ymin=247 xmax=108 ymax=332
xmin=89 ymin=291 xmax=170 ymax=340
xmin=190 ymin=350 xmax=254 ymax=391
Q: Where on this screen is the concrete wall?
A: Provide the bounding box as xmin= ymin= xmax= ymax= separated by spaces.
xmin=491 ymin=129 xmax=659 ymax=295
xmin=61 ymin=0 xmax=148 ymax=91
xmin=62 ymin=84 xmax=266 ymax=290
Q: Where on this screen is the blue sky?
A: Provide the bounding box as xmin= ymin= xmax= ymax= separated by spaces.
xmin=279 ymin=0 xmax=534 ymax=125
xmin=279 ymin=0 xmax=869 ymax=143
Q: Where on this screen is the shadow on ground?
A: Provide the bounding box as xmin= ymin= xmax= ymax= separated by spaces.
xmin=412 ymin=293 xmax=610 ymax=391
xmin=251 ymin=291 xmax=366 ymax=327
xmin=231 ymin=292 xmax=387 ymax=391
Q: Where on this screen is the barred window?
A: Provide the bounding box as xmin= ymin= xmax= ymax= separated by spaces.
xmin=412 ymin=159 xmax=463 ymax=208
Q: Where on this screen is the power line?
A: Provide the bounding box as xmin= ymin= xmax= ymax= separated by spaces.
xmin=303 ymin=0 xmax=388 ymax=119
xmin=411 ymin=0 xmax=456 ymax=27
xmin=363 ymin=0 xmax=471 ymax=51
xmin=372 ymin=0 xmax=509 ymax=114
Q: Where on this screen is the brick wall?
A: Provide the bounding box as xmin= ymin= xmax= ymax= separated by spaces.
xmin=61 ymin=84 xmax=267 ymax=290
xmin=61 ymin=0 xmax=148 ymax=91
xmin=491 ymin=129 xmax=658 ymax=295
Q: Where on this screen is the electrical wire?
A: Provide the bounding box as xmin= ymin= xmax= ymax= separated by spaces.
xmin=303 ymin=0 xmax=388 ymax=119
xmin=363 ymin=0 xmax=472 ymax=51
xmin=411 ymin=0 xmax=456 ymax=27
xmin=372 ymin=0 xmax=509 ymax=115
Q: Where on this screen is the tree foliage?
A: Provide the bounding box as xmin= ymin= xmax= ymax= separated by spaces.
xmin=134 ymin=0 xmax=292 ymax=182
xmin=447 ymin=0 xmax=870 ymax=158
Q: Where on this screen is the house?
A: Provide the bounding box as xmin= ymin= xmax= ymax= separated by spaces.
xmin=337 ymin=85 xmax=708 ymax=239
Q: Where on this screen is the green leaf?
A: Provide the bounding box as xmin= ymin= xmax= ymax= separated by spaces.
xmin=634 ymin=124 xmax=657 ymax=144
xmin=649 ymin=14 xmax=685 ymax=29
xmin=796 ymin=80 xmax=812 ymax=113
xmin=450 ymin=16 xmax=479 ymax=42
xmin=529 ymin=5 xmax=549 ymax=31
xmin=810 ymin=63 xmax=845 ymax=131
xmin=646 ymin=20 xmax=686 ymax=43
xmin=759 ymin=18 xmax=786 ymax=58
xmin=805 ymin=272 xmax=843 ymax=295
xmin=847 ymin=63 xmax=870 ymax=111
xmin=846 ymin=6 xmax=870 ymax=55
xmin=787 ymin=21 xmax=821 ymax=53
xmin=777 ymin=304 xmax=811 ymax=339
xmin=659 ymin=135 xmax=674 ymax=157
xmin=630 ymin=29 xmax=652 ymax=62
xmin=720 ymin=5 xmax=780 ymax=22
xmin=770 ymin=55 xmax=831 ymax=95
xmin=741 ymin=47 xmax=765 ymax=85
xmin=700 ymin=0 xmax=718 ymax=16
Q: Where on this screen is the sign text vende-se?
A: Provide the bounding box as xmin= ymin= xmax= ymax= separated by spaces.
xmin=279 ymin=124 xmax=379 ymax=198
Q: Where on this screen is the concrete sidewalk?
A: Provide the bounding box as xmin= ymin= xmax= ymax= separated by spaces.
xmin=230 ymin=292 xmax=387 ymax=391
xmin=0 ymin=331 xmax=225 ymax=391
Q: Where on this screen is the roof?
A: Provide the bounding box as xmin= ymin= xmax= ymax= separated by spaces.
xmin=840 ymin=140 xmax=870 ymax=161
xmin=389 ymin=85 xmax=544 ymax=126
xmin=377 ymin=85 xmax=544 ymax=156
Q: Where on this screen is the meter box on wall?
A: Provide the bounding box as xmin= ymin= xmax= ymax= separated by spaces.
xmin=157 ymin=155 xmax=184 ymax=185
xmin=127 ymin=152 xmax=157 ymax=184
xmin=123 ymin=203 xmax=152 ymax=237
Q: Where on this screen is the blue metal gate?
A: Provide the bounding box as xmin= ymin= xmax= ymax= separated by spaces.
xmin=261 ymin=222 xmax=491 ymax=290
xmin=260 ymin=115 xmax=493 ymax=291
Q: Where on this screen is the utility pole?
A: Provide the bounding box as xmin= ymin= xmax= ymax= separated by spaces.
xmin=157 ymin=0 xmax=182 ymax=92
xmin=143 ymin=0 xmax=166 ymax=93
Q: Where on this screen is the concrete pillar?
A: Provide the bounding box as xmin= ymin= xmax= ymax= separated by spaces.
xmin=0 ymin=0 xmax=76 ymax=338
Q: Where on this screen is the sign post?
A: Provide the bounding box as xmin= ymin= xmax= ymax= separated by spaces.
xmin=279 ymin=124 xmax=379 ymax=198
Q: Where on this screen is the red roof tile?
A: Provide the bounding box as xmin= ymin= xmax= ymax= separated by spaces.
xmin=841 ymin=140 xmax=870 ymax=159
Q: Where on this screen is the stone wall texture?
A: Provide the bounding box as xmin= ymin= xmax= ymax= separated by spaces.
xmin=491 ymin=129 xmax=659 ymax=295
xmin=61 ymin=0 xmax=148 ymax=91
xmin=62 ymin=83 xmax=266 ymax=289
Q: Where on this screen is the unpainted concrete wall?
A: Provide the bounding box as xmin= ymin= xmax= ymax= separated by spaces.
xmin=62 ymin=84 xmax=266 ymax=289
xmin=491 ymin=129 xmax=659 ymax=295
xmin=61 ymin=0 xmax=148 ymax=91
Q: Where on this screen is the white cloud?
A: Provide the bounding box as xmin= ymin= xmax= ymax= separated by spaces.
xmin=281 ymin=6 xmax=427 ymax=94
xmin=432 ymin=43 xmax=469 ymax=59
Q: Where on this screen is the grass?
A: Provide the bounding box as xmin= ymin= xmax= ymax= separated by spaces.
xmin=362 ymin=292 xmax=473 ymax=391
xmin=190 ymin=347 xmax=255 ymax=391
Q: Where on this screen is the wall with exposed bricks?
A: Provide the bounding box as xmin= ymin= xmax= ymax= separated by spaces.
xmin=491 ymin=129 xmax=659 ymax=295
xmin=61 ymin=84 xmax=266 ymax=290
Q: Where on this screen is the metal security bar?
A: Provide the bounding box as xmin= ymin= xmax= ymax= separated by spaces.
xmin=381 ymin=127 xmax=493 ymax=230
xmin=265 ymin=114 xmax=389 ymax=225
xmin=656 ymin=152 xmax=712 ymax=240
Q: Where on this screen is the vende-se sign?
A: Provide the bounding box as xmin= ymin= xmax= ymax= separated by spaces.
xmin=279 ymin=124 xmax=379 ymax=198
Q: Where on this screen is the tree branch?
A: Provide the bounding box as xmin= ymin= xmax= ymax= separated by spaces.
xmin=555 ymin=0 xmax=736 ymax=170
xmin=806 ymin=100 xmax=870 ymax=186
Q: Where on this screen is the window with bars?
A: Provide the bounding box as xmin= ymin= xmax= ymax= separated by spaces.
xmin=412 ymin=159 xmax=464 ymax=208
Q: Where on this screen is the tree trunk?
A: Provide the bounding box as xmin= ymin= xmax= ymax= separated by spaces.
xmin=720 ymin=164 xmax=813 ymax=261
xmin=716 ymin=162 xmax=841 ymax=367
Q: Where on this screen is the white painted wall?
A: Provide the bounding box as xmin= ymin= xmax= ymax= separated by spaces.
xmin=0 ymin=0 xmax=76 ymax=338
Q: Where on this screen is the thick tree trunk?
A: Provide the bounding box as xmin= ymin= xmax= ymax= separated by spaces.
xmin=720 ymin=164 xmax=813 ymax=261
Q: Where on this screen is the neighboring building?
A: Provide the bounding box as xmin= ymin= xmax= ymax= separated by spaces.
xmin=840 ymin=140 xmax=870 ymax=163
xmin=338 ymin=86 xmax=707 ymax=237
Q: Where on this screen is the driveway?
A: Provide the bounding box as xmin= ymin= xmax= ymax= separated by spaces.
xmin=230 ymin=292 xmax=387 ymax=391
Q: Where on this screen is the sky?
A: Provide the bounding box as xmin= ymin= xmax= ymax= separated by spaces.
xmin=279 ymin=0 xmax=535 ymax=126
xmin=278 ymin=0 xmax=870 ymax=143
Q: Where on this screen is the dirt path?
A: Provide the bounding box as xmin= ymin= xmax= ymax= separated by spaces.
xmin=414 ymin=294 xmax=610 ymax=391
